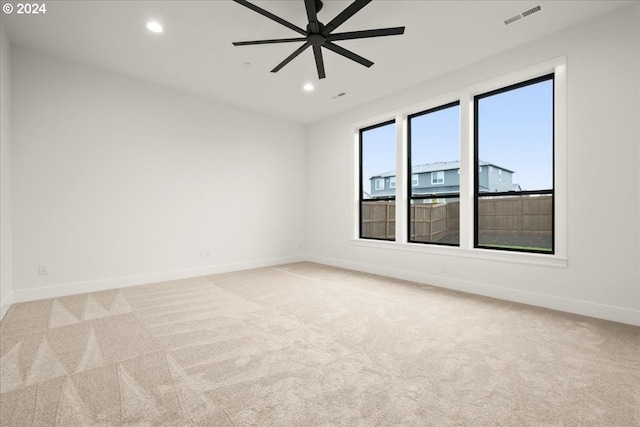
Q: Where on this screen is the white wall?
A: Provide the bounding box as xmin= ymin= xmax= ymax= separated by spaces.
xmin=0 ymin=26 xmax=13 ymax=318
xmin=306 ymin=6 xmax=640 ymax=325
xmin=4 ymin=6 xmax=639 ymax=326
xmin=10 ymin=47 xmax=306 ymax=302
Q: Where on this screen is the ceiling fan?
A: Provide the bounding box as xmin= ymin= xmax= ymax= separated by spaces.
xmin=231 ymin=0 xmax=405 ymax=79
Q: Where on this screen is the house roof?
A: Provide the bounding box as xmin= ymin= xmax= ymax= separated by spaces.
xmin=371 ymin=160 xmax=514 ymax=179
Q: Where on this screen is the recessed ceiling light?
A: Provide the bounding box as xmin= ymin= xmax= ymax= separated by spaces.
xmin=146 ymin=21 xmax=163 ymax=33
xmin=303 ymin=83 xmax=314 ymax=92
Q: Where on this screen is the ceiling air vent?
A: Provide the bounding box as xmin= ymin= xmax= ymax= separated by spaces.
xmin=504 ymin=4 xmax=543 ymax=26
xmin=522 ymin=5 xmax=542 ymax=17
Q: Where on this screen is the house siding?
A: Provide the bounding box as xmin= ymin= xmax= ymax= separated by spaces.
xmin=412 ymin=169 xmax=460 ymax=195
xmin=484 ymin=166 xmax=513 ymax=192
xmin=369 ymin=164 xmax=513 ymax=198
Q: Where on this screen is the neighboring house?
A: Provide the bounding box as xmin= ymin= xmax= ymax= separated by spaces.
xmin=368 ymin=160 xmax=514 ymax=198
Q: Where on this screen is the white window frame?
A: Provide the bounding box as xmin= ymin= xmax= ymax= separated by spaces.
xmin=390 ymin=177 xmax=396 ymax=188
xmin=374 ymin=178 xmax=385 ymax=190
xmin=411 ymin=174 xmax=419 ymax=187
xmin=431 ymin=171 xmax=445 ymax=185
xmin=352 ymin=56 xmax=567 ymax=268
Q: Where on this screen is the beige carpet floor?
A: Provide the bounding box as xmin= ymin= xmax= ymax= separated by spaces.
xmin=0 ymin=262 xmax=638 ymax=426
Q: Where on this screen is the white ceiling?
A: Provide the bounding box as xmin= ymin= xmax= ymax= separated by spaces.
xmin=1 ymin=1 xmax=632 ymax=124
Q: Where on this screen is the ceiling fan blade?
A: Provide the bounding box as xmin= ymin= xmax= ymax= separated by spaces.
xmin=322 ymin=0 xmax=373 ymax=36
xmin=327 ymin=27 xmax=405 ymax=42
xmin=313 ymin=46 xmax=326 ymax=79
xmin=323 ymin=41 xmax=374 ymax=68
xmin=232 ymin=0 xmax=307 ymax=36
xmin=304 ymin=0 xmax=320 ymax=33
xmin=272 ymin=43 xmax=311 ymax=73
xmin=233 ymin=37 xmax=307 ymax=46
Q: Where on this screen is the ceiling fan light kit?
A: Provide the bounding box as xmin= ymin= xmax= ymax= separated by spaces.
xmin=232 ymin=0 xmax=405 ymax=79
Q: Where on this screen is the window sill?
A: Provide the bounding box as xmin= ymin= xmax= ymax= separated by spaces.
xmin=351 ymin=239 xmax=568 ymax=268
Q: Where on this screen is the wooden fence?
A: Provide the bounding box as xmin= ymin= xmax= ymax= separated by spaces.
xmin=361 ymin=201 xmax=395 ymax=240
xmin=362 ymin=195 xmax=551 ymax=241
xmin=477 ymin=195 xmax=552 ymax=236
xmin=410 ymin=202 xmax=455 ymax=242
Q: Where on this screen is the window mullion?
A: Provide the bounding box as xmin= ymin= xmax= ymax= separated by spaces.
xmin=395 ymin=114 xmax=408 ymax=243
xmin=459 ymin=93 xmax=474 ymax=250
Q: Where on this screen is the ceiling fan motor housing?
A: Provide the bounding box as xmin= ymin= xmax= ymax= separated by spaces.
xmin=307 ymin=33 xmax=326 ymax=46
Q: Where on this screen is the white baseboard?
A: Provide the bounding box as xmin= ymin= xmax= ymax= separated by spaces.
xmin=0 ymin=291 xmax=13 ymax=321
xmin=4 ymin=254 xmax=638 ymax=327
xmin=9 ymin=255 xmax=306 ymax=306
xmin=307 ymin=255 xmax=640 ymax=327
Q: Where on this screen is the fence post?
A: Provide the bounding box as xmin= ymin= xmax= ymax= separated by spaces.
xmin=386 ymin=203 xmax=390 ymax=239
xmin=518 ymin=195 xmax=523 ymax=235
xmin=429 ymin=204 xmax=434 ymax=242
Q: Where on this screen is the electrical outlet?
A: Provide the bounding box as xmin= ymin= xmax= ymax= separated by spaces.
xmin=38 ymin=265 xmax=48 ymax=276
xmin=204 ymin=250 xmax=210 ymax=258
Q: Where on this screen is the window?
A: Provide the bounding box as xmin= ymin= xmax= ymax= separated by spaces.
xmin=360 ymin=120 xmax=396 ymax=240
xmin=474 ymin=74 xmax=554 ymax=253
xmin=354 ymin=59 xmax=565 ymax=265
xmin=408 ymin=101 xmax=460 ymax=245
xmin=431 ymin=171 xmax=445 ymax=184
